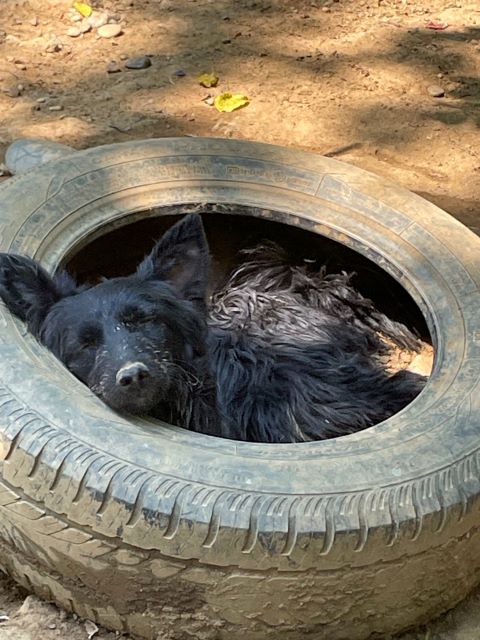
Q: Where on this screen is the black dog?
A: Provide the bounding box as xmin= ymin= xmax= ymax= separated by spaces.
xmin=0 ymin=214 xmax=426 ymax=442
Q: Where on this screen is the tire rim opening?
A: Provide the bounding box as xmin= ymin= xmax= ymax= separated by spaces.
xmin=63 ymin=204 xmax=434 ymax=439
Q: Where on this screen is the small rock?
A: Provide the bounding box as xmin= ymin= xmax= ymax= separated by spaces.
xmin=98 ymin=23 xmax=123 ymax=38
xmin=106 ymin=61 xmax=122 ymax=73
xmin=5 ymin=139 xmax=77 ymax=175
xmin=88 ymin=12 xmax=109 ymax=29
xmin=45 ymin=37 xmax=62 ymax=53
xmin=427 ymin=84 xmax=445 ymax=98
xmin=48 ymin=623 xmax=57 ymax=630
xmin=5 ymin=85 xmax=22 ymax=98
xmin=79 ymin=20 xmax=92 ymax=34
xmin=30 ymin=17 xmax=39 ymax=27
xmin=67 ymin=27 xmax=82 ymax=37
xmin=119 ymin=53 xmax=128 ymax=60
xmin=18 ymin=596 xmax=44 ymax=616
xmin=70 ymin=13 xmax=82 ymax=23
xmin=125 ymin=55 xmax=151 ymax=70
xmin=36 ymin=97 xmax=47 ymax=103
xmin=174 ymin=69 xmax=186 ymax=76
xmin=222 ymin=38 xmax=231 ymax=44
xmin=48 ymin=105 xmax=63 ymax=111
xmin=85 ymin=620 xmax=99 ymax=640
xmin=322 ymin=6 xmax=331 ymax=12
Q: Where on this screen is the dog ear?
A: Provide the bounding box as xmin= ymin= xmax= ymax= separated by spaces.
xmin=0 ymin=254 xmax=78 ymax=336
xmin=136 ymin=213 xmax=210 ymax=309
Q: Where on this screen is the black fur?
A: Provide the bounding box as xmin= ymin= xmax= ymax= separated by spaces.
xmin=0 ymin=213 xmax=426 ymax=443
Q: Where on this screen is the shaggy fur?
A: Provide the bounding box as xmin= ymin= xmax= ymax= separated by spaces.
xmin=0 ymin=213 xmax=426 ymax=443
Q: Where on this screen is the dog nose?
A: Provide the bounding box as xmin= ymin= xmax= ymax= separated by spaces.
xmin=116 ymin=362 xmax=150 ymax=387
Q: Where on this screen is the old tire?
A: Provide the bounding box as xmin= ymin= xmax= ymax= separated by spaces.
xmin=0 ymin=137 xmax=479 ymax=640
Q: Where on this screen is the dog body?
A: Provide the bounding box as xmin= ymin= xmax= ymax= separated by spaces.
xmin=0 ymin=214 xmax=425 ymax=443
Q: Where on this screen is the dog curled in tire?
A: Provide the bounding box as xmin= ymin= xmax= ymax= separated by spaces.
xmin=0 ymin=213 xmax=427 ymax=443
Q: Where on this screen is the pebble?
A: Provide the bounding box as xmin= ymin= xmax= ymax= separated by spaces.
xmin=119 ymin=53 xmax=128 ymax=60
xmin=125 ymin=55 xmax=151 ymax=69
xmin=48 ymin=105 xmax=63 ymax=111
xmin=45 ymin=38 xmax=62 ymax=53
xmin=106 ymin=61 xmax=122 ymax=73
xmin=36 ymin=97 xmax=47 ymax=103
xmin=47 ymin=623 xmax=57 ymax=630
xmin=67 ymin=27 xmax=82 ymax=38
xmin=98 ymin=23 xmax=123 ymax=38
xmin=6 ymin=85 xmax=22 ymax=98
xmin=88 ymin=12 xmax=109 ymax=29
xmin=5 ymin=139 xmax=77 ymax=175
xmin=30 ymin=17 xmax=39 ymax=27
xmin=427 ymin=84 xmax=445 ymax=98
xmin=174 ymin=69 xmax=186 ymax=76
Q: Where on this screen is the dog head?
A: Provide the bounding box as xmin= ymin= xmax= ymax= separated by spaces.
xmin=0 ymin=214 xmax=210 ymax=415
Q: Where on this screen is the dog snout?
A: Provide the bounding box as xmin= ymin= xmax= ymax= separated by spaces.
xmin=116 ymin=362 xmax=150 ymax=387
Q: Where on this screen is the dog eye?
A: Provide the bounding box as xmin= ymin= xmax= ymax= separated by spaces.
xmin=79 ymin=324 xmax=103 ymax=347
xmin=124 ymin=315 xmax=155 ymax=329
xmin=120 ymin=306 xmax=155 ymax=328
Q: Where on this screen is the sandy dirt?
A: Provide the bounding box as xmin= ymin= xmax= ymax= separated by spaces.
xmin=1 ymin=0 xmax=480 ymax=638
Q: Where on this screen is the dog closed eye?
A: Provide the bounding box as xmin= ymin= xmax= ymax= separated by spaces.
xmin=118 ymin=305 xmax=155 ymax=329
xmin=78 ymin=324 xmax=103 ymax=348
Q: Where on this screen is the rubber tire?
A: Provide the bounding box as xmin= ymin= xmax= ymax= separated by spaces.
xmin=0 ymin=137 xmax=479 ymax=640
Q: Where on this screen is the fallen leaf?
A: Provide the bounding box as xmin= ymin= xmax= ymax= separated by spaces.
xmin=425 ymin=20 xmax=448 ymax=30
xmin=198 ymin=73 xmax=219 ymax=88
xmin=73 ymin=2 xmax=93 ymax=18
xmin=84 ymin=619 xmax=99 ymax=640
xmin=214 ymin=92 xmax=249 ymax=112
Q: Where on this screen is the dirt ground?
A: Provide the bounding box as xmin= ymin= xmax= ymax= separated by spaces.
xmin=0 ymin=0 xmax=480 ymax=638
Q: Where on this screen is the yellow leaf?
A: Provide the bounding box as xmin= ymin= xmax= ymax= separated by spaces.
xmin=198 ymin=73 xmax=219 ymax=88
xmin=214 ymin=93 xmax=249 ymax=113
xmin=73 ymin=2 xmax=92 ymax=17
